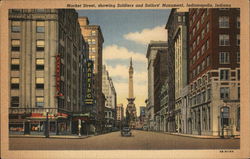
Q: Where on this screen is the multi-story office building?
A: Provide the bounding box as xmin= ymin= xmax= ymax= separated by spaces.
xmin=188 ymin=8 xmax=240 ymax=136
xmin=165 ymin=11 xmax=179 ymax=132
xmin=146 ymin=41 xmax=167 ymax=131
xmin=171 ymin=9 xmax=189 ymax=134
xmin=116 ymin=104 xmax=124 ymax=121
xmin=102 ymin=65 xmax=117 ymax=130
xmin=153 ymin=46 xmax=168 ymax=131
xmin=78 ymin=17 xmax=104 ymax=132
xmin=9 ymin=9 xmax=87 ymax=135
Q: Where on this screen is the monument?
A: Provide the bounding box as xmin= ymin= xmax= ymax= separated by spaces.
xmin=126 ymin=58 xmax=137 ymax=128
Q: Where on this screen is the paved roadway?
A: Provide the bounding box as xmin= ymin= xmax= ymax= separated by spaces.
xmin=9 ymin=130 xmax=239 ymax=150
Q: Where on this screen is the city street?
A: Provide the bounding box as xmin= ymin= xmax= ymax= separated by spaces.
xmin=9 ymin=130 xmax=239 ymax=150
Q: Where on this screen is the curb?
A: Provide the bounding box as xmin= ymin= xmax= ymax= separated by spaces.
xmin=144 ymin=130 xmax=240 ymax=139
xmin=9 ymin=135 xmax=90 ymax=139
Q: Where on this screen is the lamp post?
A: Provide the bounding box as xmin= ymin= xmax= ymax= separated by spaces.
xmin=45 ymin=109 xmax=49 ymax=138
xmin=78 ymin=119 xmax=81 ymax=137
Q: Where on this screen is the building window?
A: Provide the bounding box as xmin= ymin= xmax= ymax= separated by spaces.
xmin=206 ymin=40 xmax=209 ymax=50
xmin=11 ymin=21 xmax=21 ymax=32
xmin=206 ymin=56 xmax=210 ymax=67
xmin=202 ymin=60 xmax=205 ymax=70
xmin=219 ymin=16 xmax=229 ymax=28
xmin=197 ymin=20 xmax=200 ymax=29
xmin=197 ymin=50 xmax=200 ymax=59
xmin=11 ymin=77 xmax=19 ymax=89
xmin=91 ymin=30 xmax=96 ymax=36
xmin=237 ymin=17 xmax=240 ymax=28
xmin=238 ymin=87 xmax=240 ymax=99
xmin=36 ymin=59 xmax=44 ymax=70
xmin=11 ymin=96 xmax=19 ymax=107
xmin=219 ymin=52 xmax=230 ymax=64
xmin=178 ymin=16 xmax=182 ymax=22
xmin=91 ymin=39 xmax=96 ymax=44
xmin=36 ymin=77 xmax=44 ymax=89
xmin=197 ymin=35 xmax=200 ymax=44
xmin=11 ymin=39 xmax=20 ymax=51
xmin=220 ymin=70 xmax=229 ymax=80
xmin=201 ymin=29 xmax=205 ymax=39
xmin=220 ymin=106 xmax=230 ymax=126
xmin=206 ymin=23 xmax=209 ymax=33
xmin=237 ymin=34 xmax=240 ymax=46
xmin=36 ymin=21 xmax=45 ymax=33
xmin=237 ymin=52 xmax=240 ymax=63
xmin=36 ymin=40 xmax=45 ymax=51
xmin=11 ymin=58 xmax=20 ymax=70
xmin=219 ymin=34 xmax=230 ymax=46
xmin=201 ymin=13 xmax=205 ymax=24
xmin=36 ymin=96 xmax=44 ymax=107
xmin=237 ymin=70 xmax=240 ymax=80
xmin=220 ymin=87 xmax=229 ymax=99
xmin=201 ymin=45 xmax=205 ymax=54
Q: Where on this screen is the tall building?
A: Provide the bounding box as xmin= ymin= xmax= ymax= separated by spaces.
xmin=126 ymin=58 xmax=137 ymax=128
xmin=153 ymin=45 xmax=168 ymax=131
xmin=188 ymin=8 xmax=240 ymax=136
xmin=166 ymin=9 xmax=184 ymax=132
xmin=9 ymin=9 xmax=87 ymax=135
xmin=146 ymin=41 xmax=167 ymax=131
xmin=116 ymin=104 xmax=124 ymax=128
xmin=170 ymin=9 xmax=189 ymax=134
xmin=102 ymin=65 xmax=117 ymax=130
xmin=78 ymin=17 xmax=104 ymax=132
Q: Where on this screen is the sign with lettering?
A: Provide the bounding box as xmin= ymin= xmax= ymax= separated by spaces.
xmin=85 ymin=60 xmax=94 ymax=105
xmin=56 ymin=55 xmax=63 ymax=96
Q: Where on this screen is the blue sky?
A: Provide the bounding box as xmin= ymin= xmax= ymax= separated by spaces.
xmin=77 ymin=9 xmax=170 ymax=112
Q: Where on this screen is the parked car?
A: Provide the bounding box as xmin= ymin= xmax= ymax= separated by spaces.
xmin=121 ymin=127 xmax=132 ymax=137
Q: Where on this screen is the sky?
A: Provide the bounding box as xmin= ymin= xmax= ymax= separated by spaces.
xmin=77 ymin=9 xmax=171 ymax=116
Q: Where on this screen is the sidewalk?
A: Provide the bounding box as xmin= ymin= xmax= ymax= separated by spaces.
xmin=10 ymin=134 xmax=90 ymax=139
xmin=164 ymin=132 xmax=240 ymax=139
xmin=145 ymin=130 xmax=240 ymax=139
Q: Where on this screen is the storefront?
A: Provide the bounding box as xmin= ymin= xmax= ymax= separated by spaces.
xmin=9 ymin=112 xmax=69 ymax=135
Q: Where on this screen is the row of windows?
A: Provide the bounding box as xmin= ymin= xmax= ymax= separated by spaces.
xmin=11 ymin=39 xmax=45 ymax=52
xmin=220 ymin=69 xmax=240 ymax=81
xmin=189 ymin=9 xmax=209 ymax=27
xmin=218 ymin=16 xmax=240 ymax=29
xmin=11 ymin=58 xmax=44 ymax=71
xmin=191 ymin=56 xmax=210 ymax=79
xmin=191 ymin=40 xmax=209 ymax=64
xmin=190 ymin=86 xmax=240 ymax=107
xmin=219 ymin=52 xmax=240 ymax=64
xmin=11 ymin=96 xmax=44 ymax=107
xmin=11 ymin=21 xmax=45 ymax=33
xmin=219 ymin=34 xmax=240 ymax=46
xmin=190 ymin=23 xmax=209 ymax=49
xmin=11 ymin=77 xmax=44 ymax=89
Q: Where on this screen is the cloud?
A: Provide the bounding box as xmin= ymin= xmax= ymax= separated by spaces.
xmin=123 ymin=25 xmax=167 ymax=45
xmin=103 ymin=45 xmax=147 ymax=63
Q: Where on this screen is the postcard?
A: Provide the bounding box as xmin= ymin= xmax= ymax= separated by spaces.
xmin=0 ymin=0 xmax=249 ymax=159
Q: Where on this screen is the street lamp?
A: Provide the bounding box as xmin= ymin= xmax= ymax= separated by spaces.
xmin=45 ymin=109 xmax=49 ymax=138
xmin=78 ymin=119 xmax=81 ymax=137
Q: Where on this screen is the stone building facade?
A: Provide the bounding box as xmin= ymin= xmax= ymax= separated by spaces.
xmin=188 ymin=8 xmax=240 ymax=136
xmin=9 ymin=9 xmax=87 ymax=135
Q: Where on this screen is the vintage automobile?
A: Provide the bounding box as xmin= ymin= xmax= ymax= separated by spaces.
xmin=121 ymin=127 xmax=132 ymax=137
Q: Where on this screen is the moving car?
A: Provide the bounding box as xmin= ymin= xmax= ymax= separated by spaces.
xmin=121 ymin=127 xmax=132 ymax=137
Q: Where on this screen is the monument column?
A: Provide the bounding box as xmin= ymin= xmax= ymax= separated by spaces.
xmin=126 ymin=58 xmax=137 ymax=128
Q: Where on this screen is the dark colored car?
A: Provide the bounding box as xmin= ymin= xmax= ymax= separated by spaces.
xmin=121 ymin=127 xmax=132 ymax=137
